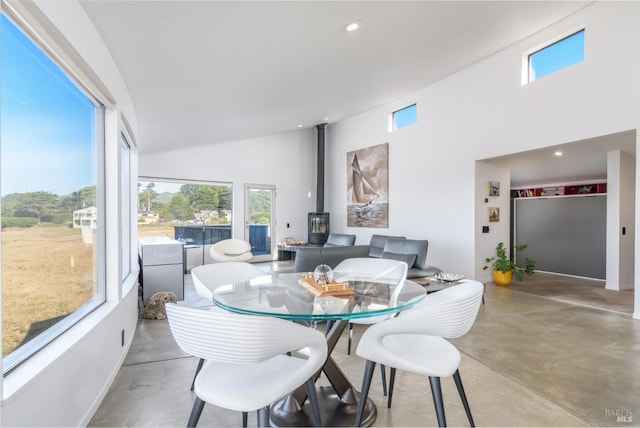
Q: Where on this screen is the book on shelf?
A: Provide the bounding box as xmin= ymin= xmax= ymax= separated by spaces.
xmin=511 ymin=182 xmax=605 ymax=198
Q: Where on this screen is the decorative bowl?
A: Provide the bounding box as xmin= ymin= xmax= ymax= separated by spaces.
xmin=433 ymin=273 xmax=464 ymax=283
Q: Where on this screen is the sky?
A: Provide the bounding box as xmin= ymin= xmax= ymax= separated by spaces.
xmin=530 ymin=30 xmax=584 ymax=81
xmin=1 ymin=14 xmax=96 ymax=197
xmin=393 ymin=104 xmax=417 ymax=130
xmin=138 ymin=180 xmax=184 ymax=195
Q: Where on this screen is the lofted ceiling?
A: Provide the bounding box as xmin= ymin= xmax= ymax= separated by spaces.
xmin=79 ymin=1 xmax=634 ymax=186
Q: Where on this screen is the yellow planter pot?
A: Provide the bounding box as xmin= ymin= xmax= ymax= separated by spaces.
xmin=493 ymin=270 xmax=512 ymax=287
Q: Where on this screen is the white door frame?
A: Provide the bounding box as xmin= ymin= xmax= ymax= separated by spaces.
xmin=244 ymin=184 xmax=276 ymax=262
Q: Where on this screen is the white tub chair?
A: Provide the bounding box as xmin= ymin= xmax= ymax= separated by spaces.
xmin=209 ymin=239 xmax=253 ymax=262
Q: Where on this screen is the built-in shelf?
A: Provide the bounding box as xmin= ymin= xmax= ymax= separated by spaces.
xmin=511 ymin=182 xmax=607 ymax=198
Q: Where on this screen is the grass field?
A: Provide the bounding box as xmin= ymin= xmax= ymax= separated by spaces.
xmin=138 ymin=223 xmax=175 ymax=239
xmin=2 ymin=224 xmax=96 ymax=356
xmin=2 ymin=222 xmax=183 ymax=357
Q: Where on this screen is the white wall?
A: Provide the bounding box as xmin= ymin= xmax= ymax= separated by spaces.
xmin=1 ymin=1 xmax=140 ymax=426
xmin=475 ymin=161 xmax=512 ymax=277
xmin=606 ymin=150 xmax=636 ymax=290
xmin=326 ymin=1 xmax=640 ymax=284
xmin=619 ymin=150 xmax=636 ymax=289
xmin=139 ymin=129 xmax=318 ymax=248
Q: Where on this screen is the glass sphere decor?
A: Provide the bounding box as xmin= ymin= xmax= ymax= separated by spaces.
xmin=313 ymin=264 xmax=334 ymax=285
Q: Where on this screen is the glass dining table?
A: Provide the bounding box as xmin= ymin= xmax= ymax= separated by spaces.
xmin=212 ymin=271 xmax=427 ymax=427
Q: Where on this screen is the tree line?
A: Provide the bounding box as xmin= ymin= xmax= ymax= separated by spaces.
xmin=0 ymin=182 xmax=273 ymax=229
xmin=138 ymin=182 xmax=271 ymax=224
xmin=1 ymin=186 xmax=96 ymax=229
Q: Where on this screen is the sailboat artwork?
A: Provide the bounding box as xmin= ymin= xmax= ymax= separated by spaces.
xmin=351 ymin=153 xmax=379 ymax=205
xmin=347 ymin=143 xmax=389 ymax=228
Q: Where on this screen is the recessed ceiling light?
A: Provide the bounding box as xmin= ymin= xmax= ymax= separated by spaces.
xmin=554 ymin=151 xmax=563 ymax=156
xmin=345 ymin=20 xmax=361 ymax=32
xmin=297 ymin=124 xmax=303 ymax=128
xmin=324 ymin=117 xmax=329 ymax=121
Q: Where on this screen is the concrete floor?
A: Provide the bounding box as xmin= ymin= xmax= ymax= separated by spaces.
xmin=90 ymin=265 xmax=639 ymax=427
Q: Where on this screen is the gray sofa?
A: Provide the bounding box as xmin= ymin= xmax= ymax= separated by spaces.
xmin=324 ymin=233 xmax=356 ymax=247
xmin=293 ymin=234 xmax=442 ymax=278
xmin=293 ymin=245 xmax=370 ymax=273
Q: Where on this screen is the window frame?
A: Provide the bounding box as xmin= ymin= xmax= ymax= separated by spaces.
xmin=137 ymin=177 xmax=235 ymax=239
xmin=1 ymin=7 xmax=108 ymax=375
xmin=522 ymin=28 xmax=585 ymax=84
xmin=389 ymin=103 xmax=417 ymax=132
xmin=119 ymin=120 xmax=139 ymax=295
xmin=120 ymin=132 xmax=133 ymax=283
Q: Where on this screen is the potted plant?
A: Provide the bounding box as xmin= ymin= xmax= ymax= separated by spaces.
xmin=483 ymin=242 xmax=535 ymax=286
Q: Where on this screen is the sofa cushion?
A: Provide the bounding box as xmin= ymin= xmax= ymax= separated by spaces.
xmin=381 ymin=251 xmax=416 ymax=268
xmin=383 ymin=238 xmax=429 ymax=269
xmin=324 ymin=233 xmax=356 ymax=247
xmin=293 ymin=245 xmax=370 ymax=273
xmin=369 ymin=234 xmax=405 ymax=258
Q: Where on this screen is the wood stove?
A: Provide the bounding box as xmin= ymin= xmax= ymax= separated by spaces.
xmin=308 ymin=212 xmax=329 ymax=246
xmin=307 ymin=124 xmax=330 ymax=246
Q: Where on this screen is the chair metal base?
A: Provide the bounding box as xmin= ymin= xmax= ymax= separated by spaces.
xmin=270 ymin=385 xmax=376 ymax=427
xmin=271 ymin=320 xmax=377 ymax=427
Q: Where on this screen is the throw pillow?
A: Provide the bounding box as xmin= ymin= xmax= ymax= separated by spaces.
xmin=381 ymin=251 xmax=416 ymax=268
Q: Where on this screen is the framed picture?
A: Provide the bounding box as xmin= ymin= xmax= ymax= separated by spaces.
xmin=346 ymin=143 xmax=389 ymax=228
xmin=488 ymin=181 xmax=500 ymax=197
xmin=488 ymin=207 xmax=500 ymax=222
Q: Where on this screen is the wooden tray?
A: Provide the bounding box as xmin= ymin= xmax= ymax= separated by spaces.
xmin=412 ymin=277 xmax=430 ymax=287
xmin=298 ymin=276 xmax=356 ymax=297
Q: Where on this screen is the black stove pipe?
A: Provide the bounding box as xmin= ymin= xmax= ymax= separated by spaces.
xmin=316 ymin=123 xmax=326 ymax=212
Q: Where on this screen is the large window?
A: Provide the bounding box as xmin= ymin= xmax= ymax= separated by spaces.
xmin=527 ymin=29 xmax=585 ymax=83
xmin=138 ymin=179 xmax=233 ymax=268
xmin=1 ymin=13 xmax=105 ymax=372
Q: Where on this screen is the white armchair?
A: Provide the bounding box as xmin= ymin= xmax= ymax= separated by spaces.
xmin=189 ymin=261 xmax=267 ymax=406
xmin=165 ymin=303 xmax=327 ymax=427
xmin=191 ymin=261 xmax=264 ymax=303
xmin=209 ymin=239 xmax=253 ymax=262
xmin=333 ymin=257 xmax=408 ymax=396
xmin=354 ymin=280 xmax=485 ymax=427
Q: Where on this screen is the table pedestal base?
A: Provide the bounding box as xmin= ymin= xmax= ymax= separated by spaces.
xmin=270 ymin=385 xmax=376 ymax=427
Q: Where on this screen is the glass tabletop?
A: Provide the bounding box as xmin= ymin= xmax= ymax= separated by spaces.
xmin=212 ymin=272 xmax=427 ymax=321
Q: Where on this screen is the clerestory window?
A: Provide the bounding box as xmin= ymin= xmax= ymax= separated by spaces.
xmin=390 ymin=104 xmax=417 ymax=131
xmin=526 ymin=29 xmax=585 ymax=83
